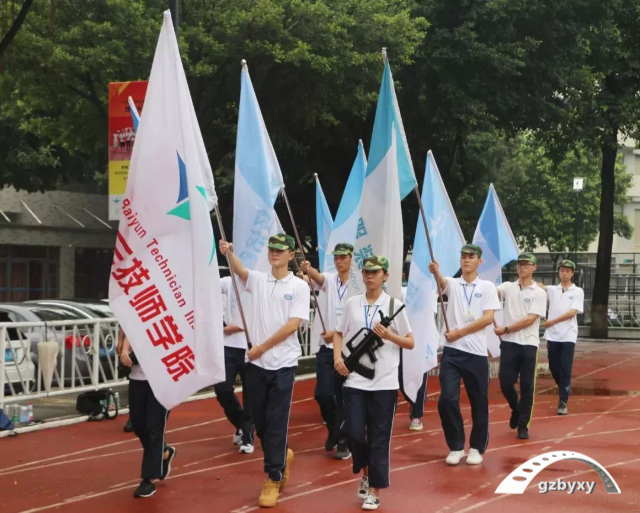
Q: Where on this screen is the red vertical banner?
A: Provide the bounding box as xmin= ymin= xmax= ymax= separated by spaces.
xmin=108 ymin=81 xmax=148 ymax=220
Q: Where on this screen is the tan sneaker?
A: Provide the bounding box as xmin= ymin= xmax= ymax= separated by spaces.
xmin=279 ymin=449 xmax=294 ymax=490
xmin=258 ymin=479 xmax=280 ymax=508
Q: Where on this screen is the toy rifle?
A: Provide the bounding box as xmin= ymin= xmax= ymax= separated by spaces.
xmin=341 ymin=303 xmax=406 ymax=381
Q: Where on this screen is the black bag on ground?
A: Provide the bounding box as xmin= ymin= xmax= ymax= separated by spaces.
xmin=76 ymin=390 xmax=118 ymax=420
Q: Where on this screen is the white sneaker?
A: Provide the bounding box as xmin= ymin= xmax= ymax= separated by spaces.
xmin=239 ymin=443 xmax=254 ymax=454
xmin=466 ymin=448 xmax=483 ymax=465
xmin=445 ymin=450 xmax=465 ymax=466
xmin=362 ymin=493 xmax=380 ymax=510
xmin=357 ymin=476 xmax=370 ymax=499
xmin=232 ymin=429 xmax=243 ymax=446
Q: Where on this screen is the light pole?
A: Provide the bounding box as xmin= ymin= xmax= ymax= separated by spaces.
xmin=573 ymin=177 xmax=584 ymax=264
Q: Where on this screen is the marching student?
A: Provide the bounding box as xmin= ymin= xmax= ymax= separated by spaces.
xmin=300 ymin=243 xmax=355 ymax=460
xmin=428 ymin=244 xmax=501 ymax=465
xmin=494 ymin=253 xmax=547 ymax=440
xmin=542 ymin=259 xmax=584 ymax=415
xmin=219 ymin=234 xmax=310 ymax=508
xmin=334 ymin=256 xmax=414 ymax=511
xmin=214 ymin=275 xmax=254 ymax=453
xmin=117 ymin=330 xmax=176 ymax=498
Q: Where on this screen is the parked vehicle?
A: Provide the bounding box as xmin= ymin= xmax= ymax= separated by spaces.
xmin=0 ymin=304 xmax=117 ymax=389
xmin=0 ymin=310 xmax=36 ymax=392
xmin=25 ymin=300 xmax=116 ymax=356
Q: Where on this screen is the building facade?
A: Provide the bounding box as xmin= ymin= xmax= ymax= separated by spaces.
xmin=0 ymin=187 xmax=115 ymax=301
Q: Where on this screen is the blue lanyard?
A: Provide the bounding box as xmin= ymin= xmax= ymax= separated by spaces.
xmin=364 ymin=305 xmax=379 ymax=330
xmin=336 ymin=276 xmax=348 ymax=301
xmin=462 ymin=283 xmax=476 ymax=309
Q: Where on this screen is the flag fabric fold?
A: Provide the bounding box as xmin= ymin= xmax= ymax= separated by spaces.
xmin=352 ymin=56 xmax=417 ymax=299
xmin=109 ymin=10 xmax=224 ymax=410
xmin=232 ymin=60 xmax=285 ymax=274
xmin=402 ymin=152 xmax=465 ymax=401
xmin=323 ymin=140 xmax=367 ymax=277
xmin=315 ymin=176 xmax=334 ymax=273
xmin=128 ymin=96 xmax=140 ymax=132
xmin=472 ymin=183 xmax=519 ymax=356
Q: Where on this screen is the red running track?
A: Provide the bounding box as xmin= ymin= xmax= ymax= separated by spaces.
xmin=2 ymin=341 xmax=640 ymax=513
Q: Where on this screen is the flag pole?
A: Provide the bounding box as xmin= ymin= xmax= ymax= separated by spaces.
xmin=414 ymin=185 xmax=451 ymax=332
xmin=280 ymin=186 xmax=327 ymax=333
xmin=214 ymin=205 xmax=252 ymax=349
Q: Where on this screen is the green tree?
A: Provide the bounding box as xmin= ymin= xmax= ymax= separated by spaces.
xmin=540 ymin=0 xmax=640 ymax=337
xmin=0 ymin=0 xmax=427 ymax=235
xmin=397 ymin=0 xmax=597 ymax=204
xmin=455 ymin=133 xmax=633 ymax=259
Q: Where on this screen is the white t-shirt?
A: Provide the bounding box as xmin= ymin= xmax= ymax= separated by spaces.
xmin=220 ymin=276 xmax=249 ymax=350
xmin=129 ymin=364 xmax=147 ymax=381
xmin=245 ymin=270 xmax=310 ymax=370
xmin=314 ymin=272 xmax=353 ymax=350
xmin=441 ymin=276 xmax=501 ymax=356
xmin=544 ymin=283 xmax=584 ymax=343
xmin=498 ymin=281 xmax=547 ymax=347
xmin=336 ymin=292 xmax=412 ymax=391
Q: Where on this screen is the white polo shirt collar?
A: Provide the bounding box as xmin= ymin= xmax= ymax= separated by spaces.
xmin=267 ymin=271 xmax=295 ymax=283
xmin=359 ymin=291 xmax=388 ymax=307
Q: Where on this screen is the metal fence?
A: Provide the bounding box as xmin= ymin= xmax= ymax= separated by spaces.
xmin=1 ymin=315 xmax=316 ymax=409
xmin=1 ymin=318 xmax=123 ymax=408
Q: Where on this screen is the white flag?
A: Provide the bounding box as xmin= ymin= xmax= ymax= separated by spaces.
xmin=109 ymin=11 xmax=225 ymax=410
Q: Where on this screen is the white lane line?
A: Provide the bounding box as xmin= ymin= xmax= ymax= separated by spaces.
xmin=239 ymin=426 xmax=640 ymax=512
xmin=3 ymin=375 xmax=321 ymax=473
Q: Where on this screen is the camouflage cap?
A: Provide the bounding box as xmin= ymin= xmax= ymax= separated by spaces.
xmin=362 ymin=255 xmax=389 ymax=272
xmin=461 ymin=243 xmax=483 ymax=257
xmin=332 ymin=242 xmax=354 ymax=256
xmin=517 ymin=253 xmax=538 ymax=264
xmin=267 ymin=233 xmax=296 ymax=251
xmin=559 ymin=259 xmax=576 ymax=270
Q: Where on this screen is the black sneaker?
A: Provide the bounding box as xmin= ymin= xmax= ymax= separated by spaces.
xmin=124 ymin=418 xmax=134 ymax=433
xmin=335 ymin=441 xmax=352 ymax=460
xmin=325 ymin=433 xmax=338 ymax=451
xmin=161 ymin=446 xmax=176 ymax=480
xmin=133 ymin=480 xmax=156 ymax=498
xmin=509 ymin=410 xmax=519 ymax=430
xmin=517 ymin=427 xmax=529 ymax=440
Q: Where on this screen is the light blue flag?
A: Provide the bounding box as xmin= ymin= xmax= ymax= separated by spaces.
xmin=366 ymin=51 xmax=417 ymax=201
xmin=233 ymin=60 xmax=284 ymax=273
xmin=473 ymin=183 xmax=519 ymax=356
xmin=323 ymin=140 xmax=367 ymax=273
xmin=315 ymin=175 xmax=334 ymax=273
xmin=128 ymin=96 xmax=140 ymax=132
xmin=403 ymin=151 xmax=465 ymax=401
xmin=352 ymin=52 xmax=418 ymax=298
xmin=311 ymin=141 xmax=367 ymax=355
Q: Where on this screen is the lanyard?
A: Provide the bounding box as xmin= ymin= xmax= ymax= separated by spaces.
xmin=336 ymin=275 xmax=348 ymax=301
xmin=364 ymin=304 xmax=379 ymax=330
xmin=462 ymin=283 xmax=476 ymax=309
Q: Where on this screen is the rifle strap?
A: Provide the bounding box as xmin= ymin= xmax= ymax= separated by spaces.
xmin=390 ymin=297 xmax=395 ymax=319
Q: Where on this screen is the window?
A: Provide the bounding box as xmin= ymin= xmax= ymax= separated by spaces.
xmin=0 ymin=245 xmax=60 ymax=301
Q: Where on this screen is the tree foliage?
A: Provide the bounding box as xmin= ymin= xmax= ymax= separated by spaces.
xmin=454 ymin=133 xmax=632 ymax=253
